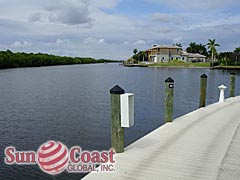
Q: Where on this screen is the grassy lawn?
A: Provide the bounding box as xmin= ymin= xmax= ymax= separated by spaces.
xmin=148 ymin=62 xmax=211 ymax=68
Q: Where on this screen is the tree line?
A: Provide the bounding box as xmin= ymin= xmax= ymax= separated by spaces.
xmin=185 ymin=39 xmax=220 ymax=61
xmin=180 ymin=40 xmax=240 ymax=66
xmin=0 ymin=50 xmax=119 ymax=69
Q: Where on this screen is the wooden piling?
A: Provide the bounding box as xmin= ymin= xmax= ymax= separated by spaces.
xmin=164 ymin=77 xmax=174 ymax=123
xmin=110 ymin=85 xmax=125 ymax=153
xmin=230 ymin=73 xmax=236 ymax=97
xmin=199 ymin=74 xmax=207 ymax=108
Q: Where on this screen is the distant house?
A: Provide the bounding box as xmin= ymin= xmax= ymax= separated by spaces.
xmin=146 ymin=45 xmax=182 ymax=63
xmin=181 ymin=51 xmax=206 ymax=63
xmin=146 ymin=45 xmax=206 ymax=63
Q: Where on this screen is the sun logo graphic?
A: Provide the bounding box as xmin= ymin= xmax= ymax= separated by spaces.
xmin=37 ymin=141 xmax=69 ymax=175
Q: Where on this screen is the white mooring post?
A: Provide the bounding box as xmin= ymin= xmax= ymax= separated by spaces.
xmin=218 ymin=84 xmax=227 ymax=103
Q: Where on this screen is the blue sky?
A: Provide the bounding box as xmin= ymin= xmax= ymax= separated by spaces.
xmin=0 ymin=0 xmax=240 ymax=59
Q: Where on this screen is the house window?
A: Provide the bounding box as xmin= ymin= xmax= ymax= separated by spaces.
xmin=171 ymin=57 xmax=173 ymax=60
xmin=182 ymin=57 xmax=185 ymax=60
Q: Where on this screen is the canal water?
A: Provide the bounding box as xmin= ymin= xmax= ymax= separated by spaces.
xmin=0 ymin=63 xmax=239 ymax=180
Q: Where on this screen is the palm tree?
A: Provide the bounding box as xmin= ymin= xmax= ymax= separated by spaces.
xmin=142 ymin=51 xmax=147 ymax=62
xmin=133 ymin=48 xmax=138 ymax=55
xmin=186 ymin=42 xmax=198 ymax=53
xmin=175 ymin=43 xmax=182 ymax=47
xmin=234 ymin=47 xmax=240 ymax=53
xmin=207 ymin=39 xmax=220 ymax=62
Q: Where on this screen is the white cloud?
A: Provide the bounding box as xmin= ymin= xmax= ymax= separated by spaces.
xmin=90 ymin=0 xmax=119 ymax=9
xmin=11 ymin=40 xmax=32 ymax=48
xmin=133 ymin=40 xmax=147 ymax=47
xmin=56 ymin=38 xmax=70 ymax=44
xmin=28 ymin=0 xmax=93 ymax=25
xmin=28 ymin=12 xmax=42 ymax=22
xmin=84 ymin=37 xmax=97 ymax=44
xmin=152 ymin=13 xmax=183 ymax=25
xmin=83 ymin=37 xmax=106 ymax=45
xmin=98 ymin=39 xmax=105 ymax=44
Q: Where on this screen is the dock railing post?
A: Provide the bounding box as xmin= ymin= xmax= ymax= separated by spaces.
xmin=164 ymin=77 xmax=174 ymax=123
xmin=199 ymin=74 xmax=207 ymax=108
xmin=218 ymin=85 xmax=227 ymax=103
xmin=110 ymin=85 xmax=125 ymax=153
xmin=230 ymin=73 xmax=236 ymax=97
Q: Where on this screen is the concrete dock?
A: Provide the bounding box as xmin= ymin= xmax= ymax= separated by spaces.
xmin=83 ymin=96 xmax=240 ymax=180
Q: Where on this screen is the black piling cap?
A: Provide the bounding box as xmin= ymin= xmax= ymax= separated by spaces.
xmin=110 ymin=85 xmax=125 ymax=94
xmin=165 ymin=77 xmax=174 ymax=83
xmin=201 ymin=74 xmax=207 ymax=78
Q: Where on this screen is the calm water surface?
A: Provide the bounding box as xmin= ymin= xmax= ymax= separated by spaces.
xmin=0 ymin=63 xmax=239 ymax=180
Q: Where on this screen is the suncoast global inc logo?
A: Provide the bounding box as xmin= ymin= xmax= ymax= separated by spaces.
xmin=4 ymin=141 xmax=116 ymax=175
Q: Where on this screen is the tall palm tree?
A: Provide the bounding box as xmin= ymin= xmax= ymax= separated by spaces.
xmin=175 ymin=43 xmax=182 ymax=47
xmin=207 ymin=39 xmax=220 ymax=62
xmin=133 ymin=48 xmax=138 ymax=55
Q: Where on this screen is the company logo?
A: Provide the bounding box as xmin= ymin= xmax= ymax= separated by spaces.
xmin=4 ymin=141 xmax=115 ymax=175
xmin=37 ymin=141 xmax=69 ymax=175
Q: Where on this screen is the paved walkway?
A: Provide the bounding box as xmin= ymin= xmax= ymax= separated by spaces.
xmin=217 ymin=123 xmax=240 ymax=180
xmin=83 ymin=96 xmax=240 ymax=180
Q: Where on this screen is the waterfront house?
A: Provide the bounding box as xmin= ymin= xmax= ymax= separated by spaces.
xmin=181 ymin=51 xmax=206 ymax=62
xmin=146 ymin=45 xmax=206 ymax=63
xmin=146 ymin=45 xmax=182 ymax=63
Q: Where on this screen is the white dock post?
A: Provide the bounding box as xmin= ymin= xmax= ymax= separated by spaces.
xmin=218 ymin=85 xmax=227 ymax=103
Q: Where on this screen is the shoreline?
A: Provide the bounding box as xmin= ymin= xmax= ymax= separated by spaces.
xmin=148 ymin=65 xmax=209 ymax=69
xmin=124 ymin=61 xmax=211 ymax=69
xmin=0 ymin=62 xmax=119 ymax=71
xmin=210 ymin=66 xmax=240 ymax=70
